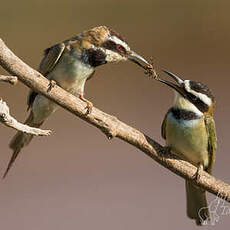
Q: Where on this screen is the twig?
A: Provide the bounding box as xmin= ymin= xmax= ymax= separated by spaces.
xmin=0 ymin=75 xmax=17 ymax=85
xmin=0 ymin=98 xmax=51 ymax=136
xmin=0 ymin=38 xmax=230 ymax=202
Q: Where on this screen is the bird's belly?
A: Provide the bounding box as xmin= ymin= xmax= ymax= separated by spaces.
xmin=32 ymin=95 xmax=58 ymax=124
xmin=166 ymin=116 xmax=209 ymax=168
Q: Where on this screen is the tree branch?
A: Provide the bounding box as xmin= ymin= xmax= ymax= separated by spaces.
xmin=0 ymin=38 xmax=229 ymax=202
xmin=0 ymin=98 xmax=51 ymax=136
xmin=0 ymin=75 xmax=17 ymax=85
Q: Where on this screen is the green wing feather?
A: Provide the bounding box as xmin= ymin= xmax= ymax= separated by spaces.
xmin=161 ymin=109 xmax=170 ymax=140
xmin=204 ymin=114 xmax=217 ymax=174
xmin=161 ymin=110 xmax=171 ymax=140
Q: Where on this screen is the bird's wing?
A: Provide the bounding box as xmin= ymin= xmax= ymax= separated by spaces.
xmin=161 ymin=110 xmax=170 ymax=140
xmin=27 ymin=43 xmax=66 ymax=110
xmin=38 ymin=43 xmax=66 ymax=75
xmin=205 ymin=114 xmax=217 ymax=174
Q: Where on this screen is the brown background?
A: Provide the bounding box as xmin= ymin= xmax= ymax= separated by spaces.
xmin=0 ymin=0 xmax=229 ymax=229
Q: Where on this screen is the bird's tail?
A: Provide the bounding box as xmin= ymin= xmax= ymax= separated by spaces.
xmin=3 ymin=112 xmax=43 ymax=178
xmin=186 ymin=180 xmax=209 ymax=225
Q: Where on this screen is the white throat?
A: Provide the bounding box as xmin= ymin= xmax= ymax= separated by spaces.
xmin=104 ymin=49 xmax=127 ymax=63
xmin=173 ymin=92 xmax=203 ymax=116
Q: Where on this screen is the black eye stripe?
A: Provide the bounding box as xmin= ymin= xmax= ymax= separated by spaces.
xmin=82 ymin=48 xmax=107 ymax=67
xmin=189 ymin=81 xmax=215 ymax=101
xmin=181 ymin=82 xmax=212 ymax=113
xmin=117 ymin=45 xmax=127 ymax=54
xmin=186 ymin=92 xmax=209 ymax=113
xmin=102 ymin=40 xmax=127 ymax=55
xmin=102 ymin=40 xmax=117 ymax=51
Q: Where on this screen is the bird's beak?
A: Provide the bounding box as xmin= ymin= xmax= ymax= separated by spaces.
xmin=127 ymin=51 xmax=150 ymax=69
xmin=157 ymin=70 xmax=186 ymax=96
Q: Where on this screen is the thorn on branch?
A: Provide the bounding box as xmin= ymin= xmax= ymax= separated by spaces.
xmin=101 ymin=129 xmax=116 ymax=140
xmin=107 ymin=134 xmax=113 ymax=140
xmin=0 ymin=75 xmax=17 ymax=85
xmin=105 ymin=116 xmax=119 ymax=139
xmin=0 ymin=99 xmax=52 ymax=136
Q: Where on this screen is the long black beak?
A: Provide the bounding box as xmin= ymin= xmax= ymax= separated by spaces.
xmin=157 ymin=70 xmax=186 ymax=96
xmin=127 ymin=51 xmax=150 ymax=69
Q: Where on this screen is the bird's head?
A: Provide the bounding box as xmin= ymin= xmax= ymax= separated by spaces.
xmin=71 ymin=26 xmax=149 ymax=68
xmin=157 ymin=70 xmax=215 ymax=115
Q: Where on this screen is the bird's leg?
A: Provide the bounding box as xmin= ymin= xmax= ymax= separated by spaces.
xmin=79 ymin=94 xmax=93 ymax=115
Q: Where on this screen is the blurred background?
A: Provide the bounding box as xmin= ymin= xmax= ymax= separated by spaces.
xmin=0 ymin=0 xmax=229 ymax=229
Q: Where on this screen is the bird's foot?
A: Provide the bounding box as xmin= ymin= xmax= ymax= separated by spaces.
xmin=192 ymin=163 xmax=203 ymax=183
xmin=79 ymin=95 xmax=93 ymax=115
xmin=47 ymin=80 xmax=56 ymax=92
xmin=84 ymin=101 xmax=93 ymax=115
xmin=164 ymin=146 xmax=172 ymax=153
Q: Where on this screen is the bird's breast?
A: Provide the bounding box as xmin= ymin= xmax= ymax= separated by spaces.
xmin=48 ymin=50 xmax=94 ymax=93
xmin=166 ymin=112 xmax=209 ymax=168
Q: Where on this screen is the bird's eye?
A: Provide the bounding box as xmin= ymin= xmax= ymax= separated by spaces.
xmin=117 ymin=44 xmax=124 ymax=52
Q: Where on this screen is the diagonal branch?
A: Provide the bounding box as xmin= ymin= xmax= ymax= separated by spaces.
xmin=0 ymin=38 xmax=229 ymax=202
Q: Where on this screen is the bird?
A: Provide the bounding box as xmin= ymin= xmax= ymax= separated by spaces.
xmin=158 ymin=70 xmax=217 ymax=225
xmin=3 ymin=25 xmax=150 ymax=178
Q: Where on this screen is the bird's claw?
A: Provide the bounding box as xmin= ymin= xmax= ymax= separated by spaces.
xmin=164 ymin=146 xmax=172 ymax=153
xmin=192 ymin=164 xmax=203 ymax=183
xmin=85 ymin=101 xmax=93 ymax=115
xmin=47 ymin=80 xmax=56 ymax=92
xmin=78 ymin=94 xmax=93 ymax=115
